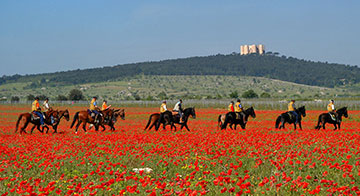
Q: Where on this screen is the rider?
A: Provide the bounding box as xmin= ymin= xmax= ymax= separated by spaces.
xmin=235 ymin=99 xmax=246 ymax=123
xmin=90 ymin=96 xmax=101 ymax=123
xmin=102 ymin=100 xmax=111 ymax=111
xmin=173 ymin=99 xmax=184 ymax=123
xmin=288 ymin=99 xmax=298 ymax=124
xmin=327 ymin=99 xmax=339 ymax=122
xmin=228 ymin=101 xmax=235 ymax=112
xmin=157 ymin=100 xmax=168 ymax=126
xmin=32 ymin=97 xmax=44 ymax=127
xmin=43 ymin=98 xmax=54 ymax=124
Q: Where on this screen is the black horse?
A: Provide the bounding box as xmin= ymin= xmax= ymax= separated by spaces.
xmin=221 ymin=107 xmax=256 ymax=130
xmin=172 ymin=107 xmax=196 ymax=131
xmin=275 ymin=106 xmax=306 ymax=130
xmin=315 ymin=107 xmax=348 ymax=130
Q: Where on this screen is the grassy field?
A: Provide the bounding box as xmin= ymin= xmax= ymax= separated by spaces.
xmin=1 ymin=75 xmax=358 ymax=102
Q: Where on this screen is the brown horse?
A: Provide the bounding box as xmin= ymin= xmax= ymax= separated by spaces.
xmin=144 ymin=111 xmax=175 ymax=131
xmin=15 ymin=110 xmax=61 ymax=134
xmin=70 ymin=108 xmax=114 ymax=133
xmin=217 ymin=113 xmax=226 ymax=130
xmin=89 ymin=109 xmax=125 ymax=131
xmin=51 ymin=109 xmax=70 ymax=133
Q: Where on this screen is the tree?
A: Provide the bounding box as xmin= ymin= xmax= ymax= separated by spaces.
xmin=242 ymin=90 xmax=258 ymax=98
xmin=11 ymin=96 xmax=20 ymax=103
xmin=157 ymin=92 xmax=168 ymax=100
xmin=27 ymin=94 xmax=35 ymax=101
xmin=229 ymin=90 xmax=239 ymax=98
xmin=260 ymin=92 xmax=271 ymax=98
xmin=56 ymin=95 xmax=68 ymax=101
xmin=68 ymin=89 xmax=84 ymax=101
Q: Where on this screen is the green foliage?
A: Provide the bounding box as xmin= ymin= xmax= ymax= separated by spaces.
xmin=242 ymin=90 xmax=259 ymax=98
xmin=260 ymin=92 xmax=271 ymax=98
xmin=56 ymin=95 xmax=68 ymax=101
xmin=68 ymin=89 xmax=84 ymax=101
xmin=157 ymin=92 xmax=168 ymax=100
xmin=2 ymin=54 xmax=360 ymax=88
xmin=27 ymin=94 xmax=35 ymax=101
xmin=11 ymin=96 xmax=20 ymax=102
xmin=229 ymin=90 xmax=239 ymax=98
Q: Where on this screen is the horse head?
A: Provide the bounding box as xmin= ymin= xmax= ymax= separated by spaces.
xmin=247 ymin=106 xmax=256 ymax=118
xmin=62 ymin=109 xmax=70 ymax=121
xmin=337 ymin=107 xmax=348 ymax=118
xmin=117 ymin=109 xmax=125 ymax=120
xmin=190 ymin=107 xmax=196 ymax=119
xmin=298 ymin=106 xmax=306 ymax=117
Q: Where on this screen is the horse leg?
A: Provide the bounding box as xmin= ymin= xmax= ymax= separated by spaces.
xmin=184 ymin=123 xmax=190 ymax=132
xmin=21 ymin=120 xmax=30 ymax=134
xmin=333 ymin=123 xmax=337 ymax=130
xmin=36 ymin=125 xmax=43 ymax=133
xmin=293 ymin=123 xmax=297 ymax=130
xmin=75 ymin=121 xmax=81 ymax=133
xmin=53 ymin=125 xmax=58 ymax=133
xmin=83 ymin=122 xmax=87 ymax=132
xmin=322 ymin=122 xmax=326 ymax=129
xmin=30 ymin=124 xmax=37 ymax=134
xmin=298 ymin=122 xmax=302 ymax=130
xmin=101 ymin=124 xmax=106 ymax=132
xmin=338 ymin=122 xmax=341 ymax=130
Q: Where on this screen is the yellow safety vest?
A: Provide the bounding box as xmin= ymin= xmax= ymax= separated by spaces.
xmin=160 ymin=103 xmax=166 ymax=113
xmin=235 ymin=102 xmax=243 ymax=112
xmin=288 ymin=102 xmax=295 ymax=111
xmin=32 ymin=100 xmax=40 ymax=112
xmin=327 ymin=103 xmax=334 ymax=112
xmin=90 ymin=99 xmax=96 ymax=110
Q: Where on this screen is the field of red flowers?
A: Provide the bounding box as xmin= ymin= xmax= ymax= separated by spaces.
xmin=0 ymin=105 xmax=359 ymax=195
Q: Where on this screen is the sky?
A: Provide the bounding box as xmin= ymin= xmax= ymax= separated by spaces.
xmin=0 ymin=0 xmax=359 ymax=76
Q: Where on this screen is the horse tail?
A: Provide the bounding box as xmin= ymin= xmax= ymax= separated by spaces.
xmin=70 ymin=112 xmax=79 ymax=128
xmin=315 ymin=115 xmax=322 ymax=129
xmin=275 ymin=116 xmax=281 ymax=129
xmin=221 ymin=114 xmax=230 ymax=130
xmin=217 ymin=115 xmax=222 ymax=129
xmin=15 ymin=114 xmax=24 ymax=132
xmin=144 ymin=114 xmax=154 ymax=130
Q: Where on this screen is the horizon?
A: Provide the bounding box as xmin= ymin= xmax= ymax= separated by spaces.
xmin=1 ymin=0 xmax=359 ymax=76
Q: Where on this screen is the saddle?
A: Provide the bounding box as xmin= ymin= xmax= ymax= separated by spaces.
xmin=329 ymin=112 xmax=337 ymax=121
xmin=87 ymin=109 xmax=97 ymax=118
xmin=172 ymin=111 xmax=179 ymax=116
xmin=235 ymin=112 xmax=243 ymax=120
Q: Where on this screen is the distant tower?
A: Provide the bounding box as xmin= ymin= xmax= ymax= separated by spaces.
xmin=258 ymin=44 xmax=265 ymax=55
xmin=249 ymin=44 xmax=257 ymax=54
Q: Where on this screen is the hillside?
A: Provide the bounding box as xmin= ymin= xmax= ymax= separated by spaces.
xmin=1 ymin=75 xmax=357 ymax=101
xmin=1 ymin=53 xmax=359 ymax=88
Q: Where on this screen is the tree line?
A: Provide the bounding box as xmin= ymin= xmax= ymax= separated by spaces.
xmin=1 ymin=53 xmax=359 ymax=88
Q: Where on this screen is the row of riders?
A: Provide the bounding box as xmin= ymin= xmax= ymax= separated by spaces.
xmin=219 ymin=99 xmax=348 ymax=130
xmin=16 ymin=96 xmax=348 ymax=134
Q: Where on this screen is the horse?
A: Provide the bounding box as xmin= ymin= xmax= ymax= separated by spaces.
xmin=144 ymin=111 xmax=175 ymax=131
xmin=171 ymin=107 xmax=196 ymax=131
xmin=70 ymin=109 xmax=110 ymax=133
xmin=44 ymin=109 xmax=70 ymax=133
xmin=275 ymin=106 xmax=306 ymax=130
xmin=221 ymin=107 xmax=256 ymax=130
xmin=95 ymin=109 xmax=125 ymax=131
xmin=15 ymin=110 xmax=60 ymax=134
xmin=217 ymin=114 xmax=226 ymax=130
xmin=315 ymin=107 xmax=348 ymax=130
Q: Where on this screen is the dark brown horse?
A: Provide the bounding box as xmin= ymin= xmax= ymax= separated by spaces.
xmin=90 ymin=109 xmax=125 ymax=131
xmin=217 ymin=113 xmax=226 ymax=130
xmin=15 ymin=109 xmax=63 ymax=134
xmin=144 ymin=111 xmax=175 ymax=131
xmin=315 ymin=107 xmax=348 ymax=130
xmin=70 ymin=108 xmax=114 ymax=133
xmin=171 ymin=107 xmax=196 ymax=131
xmin=50 ymin=109 xmax=70 ymax=133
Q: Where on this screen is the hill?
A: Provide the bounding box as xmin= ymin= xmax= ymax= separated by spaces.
xmin=1 ymin=75 xmax=358 ymax=101
xmin=1 ymin=53 xmax=359 ymax=88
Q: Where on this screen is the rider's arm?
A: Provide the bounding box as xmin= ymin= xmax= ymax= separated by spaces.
xmin=332 ymin=104 xmax=335 ymax=110
xmin=163 ymin=105 xmax=167 ymax=111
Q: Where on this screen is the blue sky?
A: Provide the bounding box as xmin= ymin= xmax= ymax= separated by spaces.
xmin=0 ymin=0 xmax=359 ymax=76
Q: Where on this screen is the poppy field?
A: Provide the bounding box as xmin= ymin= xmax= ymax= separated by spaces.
xmin=0 ymin=105 xmax=360 ymax=195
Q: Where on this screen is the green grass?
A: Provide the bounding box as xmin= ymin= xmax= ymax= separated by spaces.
xmin=0 ymin=75 xmax=358 ymax=101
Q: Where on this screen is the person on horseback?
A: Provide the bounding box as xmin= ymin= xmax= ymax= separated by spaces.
xmin=228 ymin=101 xmax=235 ymax=112
xmin=173 ymin=99 xmax=184 ymax=123
xmin=156 ymin=100 xmax=169 ymax=128
xmin=43 ymin=98 xmax=55 ymax=125
xmin=32 ymin=97 xmax=44 ymax=127
xmin=235 ymin=99 xmax=246 ymax=123
xmin=102 ymin=100 xmax=111 ymax=111
xmin=288 ymin=100 xmax=298 ymax=124
xmin=327 ymin=99 xmax=339 ymax=122
xmin=90 ymin=96 xmax=101 ymax=123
